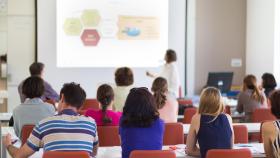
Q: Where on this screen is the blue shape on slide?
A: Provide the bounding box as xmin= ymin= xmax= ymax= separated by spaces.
xmin=123 ymin=27 xmax=141 ymax=37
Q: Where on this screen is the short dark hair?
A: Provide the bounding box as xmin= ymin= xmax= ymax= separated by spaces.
xmin=115 ymin=67 xmax=134 ymax=86
xmin=262 ymin=73 xmax=277 ymax=89
xmin=60 ymin=82 xmax=86 ymax=109
xmin=121 ymin=87 xmax=159 ymax=127
xmin=29 ymin=62 xmax=44 ymax=76
xmin=22 ymin=76 xmax=45 ymax=99
xmin=97 ymin=84 xmax=114 ymax=124
xmin=270 ymin=90 xmax=280 ymax=119
xmin=165 ymin=49 xmax=177 ymax=63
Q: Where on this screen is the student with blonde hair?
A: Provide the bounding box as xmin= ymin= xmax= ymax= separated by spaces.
xmin=151 ymin=77 xmax=178 ymax=123
xmin=186 ymin=87 xmax=233 ymax=158
xmin=237 ymin=75 xmax=267 ymax=122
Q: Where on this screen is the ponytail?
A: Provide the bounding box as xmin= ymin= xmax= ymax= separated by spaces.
xmin=97 ymin=84 xmax=114 ymax=125
xmin=251 ymin=84 xmax=265 ymax=104
xmin=152 ymin=77 xmax=168 ymax=109
xmin=101 ymin=99 xmax=112 ymax=125
xmin=243 ymin=75 xmax=265 ymax=104
xmin=154 ymin=91 xmax=167 ymax=109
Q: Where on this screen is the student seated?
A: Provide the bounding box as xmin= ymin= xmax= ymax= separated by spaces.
xmin=85 ymin=84 xmax=122 ymax=126
xmin=3 ymin=83 xmax=99 ymax=158
xmin=119 ymin=87 xmax=164 ymax=158
xmin=114 ymin=67 xmax=134 ymax=112
xmin=261 ymin=73 xmax=277 ymax=97
xmin=262 ymin=90 xmax=280 ymax=158
xmin=151 ymin=77 xmax=178 ymax=123
xmin=18 ymin=62 xmax=59 ymax=103
xmin=237 ymin=75 xmax=267 ymax=122
xmin=186 ymin=87 xmax=233 ymax=158
xmin=13 ymin=76 xmax=55 ymax=138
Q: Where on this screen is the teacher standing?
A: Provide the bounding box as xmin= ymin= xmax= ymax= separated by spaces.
xmin=147 ymin=49 xmax=180 ymax=97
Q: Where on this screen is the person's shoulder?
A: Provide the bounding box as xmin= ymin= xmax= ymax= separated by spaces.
xmin=78 ymin=115 xmax=97 ymax=126
xmin=262 ymin=121 xmax=277 ymax=135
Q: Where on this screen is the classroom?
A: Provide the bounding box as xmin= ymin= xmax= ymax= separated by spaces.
xmin=0 ymin=0 xmax=280 ymax=158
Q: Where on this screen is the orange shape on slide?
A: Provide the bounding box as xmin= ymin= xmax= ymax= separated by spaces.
xmin=81 ymin=29 xmax=101 ymax=46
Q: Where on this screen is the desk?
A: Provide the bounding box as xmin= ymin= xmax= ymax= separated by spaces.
xmin=183 ymin=123 xmax=260 ymax=135
xmin=1 ymin=125 xmax=264 ymax=158
xmin=0 ymin=113 xmax=12 ymax=123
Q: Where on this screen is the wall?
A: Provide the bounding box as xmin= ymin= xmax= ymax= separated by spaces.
xmin=193 ymin=0 xmax=247 ymax=94
xmin=7 ymin=0 xmax=35 ymax=112
xmin=246 ymin=0 xmax=280 ymax=83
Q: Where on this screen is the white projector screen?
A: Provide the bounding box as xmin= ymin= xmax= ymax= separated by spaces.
xmin=37 ymin=0 xmax=186 ymax=98
xmin=57 ymin=0 xmax=169 ymax=68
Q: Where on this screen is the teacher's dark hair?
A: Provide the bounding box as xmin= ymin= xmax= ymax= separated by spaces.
xmin=121 ymin=87 xmax=159 ymax=127
xmin=165 ymin=49 xmax=177 ymax=63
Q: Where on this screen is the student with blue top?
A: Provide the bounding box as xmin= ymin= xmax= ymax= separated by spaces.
xmin=186 ymin=87 xmax=234 ymax=158
xmin=119 ymin=87 xmax=165 ymax=158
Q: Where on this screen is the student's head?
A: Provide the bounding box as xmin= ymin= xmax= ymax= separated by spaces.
xmin=58 ymin=82 xmax=86 ymax=112
xmin=243 ymin=74 xmax=265 ymax=103
xmin=121 ymin=87 xmax=159 ymax=127
xmin=270 ymin=90 xmax=280 ymax=119
xmin=115 ymin=67 xmax=134 ymax=86
xmin=262 ymin=73 xmax=277 ymax=90
xmin=165 ymin=49 xmax=177 ymax=63
xmin=22 ymin=76 xmax=45 ymax=99
xmin=29 ymin=62 xmax=44 ymax=77
xmin=97 ymin=84 xmax=114 ymax=124
xmin=198 ymin=87 xmax=224 ymax=116
xmin=151 ymin=77 xmax=168 ymax=109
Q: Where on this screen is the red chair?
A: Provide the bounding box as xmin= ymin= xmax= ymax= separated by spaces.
xmin=233 ymin=125 xmax=248 ymax=143
xmin=163 ymin=123 xmax=184 ymax=145
xmin=252 ymin=108 xmax=276 ymax=122
xmin=79 ymin=99 xmax=100 ymax=113
xmin=43 ymin=151 xmax=90 ymax=158
xmin=183 ymin=108 xmax=197 ymax=124
xmin=21 ymin=125 xmax=35 ymax=146
xmin=177 ymin=99 xmax=193 ymax=106
xmin=97 ymin=126 xmax=121 ymax=147
xmin=129 ymin=150 xmax=176 ymax=158
xmin=206 ymin=149 xmax=252 ymax=158
xmin=224 ymin=105 xmax=231 ymax=115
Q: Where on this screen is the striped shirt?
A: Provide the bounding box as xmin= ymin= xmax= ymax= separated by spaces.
xmin=27 ymin=109 xmax=98 ymax=156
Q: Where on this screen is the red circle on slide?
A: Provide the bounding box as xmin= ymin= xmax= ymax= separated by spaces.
xmin=81 ymin=29 xmax=101 ymax=46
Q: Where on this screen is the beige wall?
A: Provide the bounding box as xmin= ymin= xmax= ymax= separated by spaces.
xmin=194 ymin=0 xmax=246 ymax=93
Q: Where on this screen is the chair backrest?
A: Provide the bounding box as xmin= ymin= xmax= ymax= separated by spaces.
xmin=224 ymin=105 xmax=231 ymax=115
xmin=252 ymin=108 xmax=276 ymax=122
xmin=80 ymin=99 xmax=100 ymax=111
xmin=43 ymin=151 xmax=90 ymax=158
xmin=97 ymin=126 xmax=121 ymax=147
xmin=21 ymin=125 xmax=35 ymax=146
xmin=177 ymin=99 xmax=193 ymax=106
xmin=206 ymin=149 xmax=252 ymax=158
xmin=233 ymin=125 xmax=248 ymax=143
xmin=163 ymin=123 xmax=184 ymax=145
xmin=129 ymin=150 xmax=176 ymax=158
xmin=183 ymin=108 xmax=197 ymax=124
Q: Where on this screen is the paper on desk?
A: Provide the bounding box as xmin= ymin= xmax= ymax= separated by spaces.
xmin=234 ymin=143 xmax=265 ymax=154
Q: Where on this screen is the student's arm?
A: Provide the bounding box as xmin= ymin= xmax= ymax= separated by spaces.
xmin=225 ymin=114 xmax=234 ymax=147
xmin=262 ymin=122 xmax=275 ymax=158
xmin=3 ymin=134 xmax=35 ymax=158
xmin=186 ymin=114 xmax=200 ymax=157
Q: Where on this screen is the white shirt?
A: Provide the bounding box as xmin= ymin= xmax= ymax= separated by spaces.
xmin=159 ymin=62 xmax=180 ymax=97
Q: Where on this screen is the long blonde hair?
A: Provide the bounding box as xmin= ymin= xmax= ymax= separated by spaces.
xmin=198 ymin=87 xmax=224 ymax=116
xmin=243 ymin=75 xmax=265 ymax=104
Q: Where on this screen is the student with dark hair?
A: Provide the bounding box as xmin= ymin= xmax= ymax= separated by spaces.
xmin=85 ymin=84 xmax=121 ymax=126
xmin=237 ymin=75 xmax=267 ymax=122
xmin=13 ymin=76 xmax=55 ymax=137
xmin=262 ymin=90 xmax=280 ymax=158
xmin=18 ymin=62 xmax=59 ymax=103
xmin=262 ymin=73 xmax=277 ymax=97
xmin=4 ymin=82 xmax=99 ymax=158
xmin=114 ymin=67 xmax=134 ymax=111
xmin=147 ymin=49 xmax=180 ymax=97
xmin=119 ymin=87 xmax=164 ymax=158
xmin=151 ymin=77 xmax=178 ymax=123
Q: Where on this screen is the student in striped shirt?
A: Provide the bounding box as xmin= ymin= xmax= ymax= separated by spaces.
xmin=3 ymin=82 xmax=99 ymax=158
